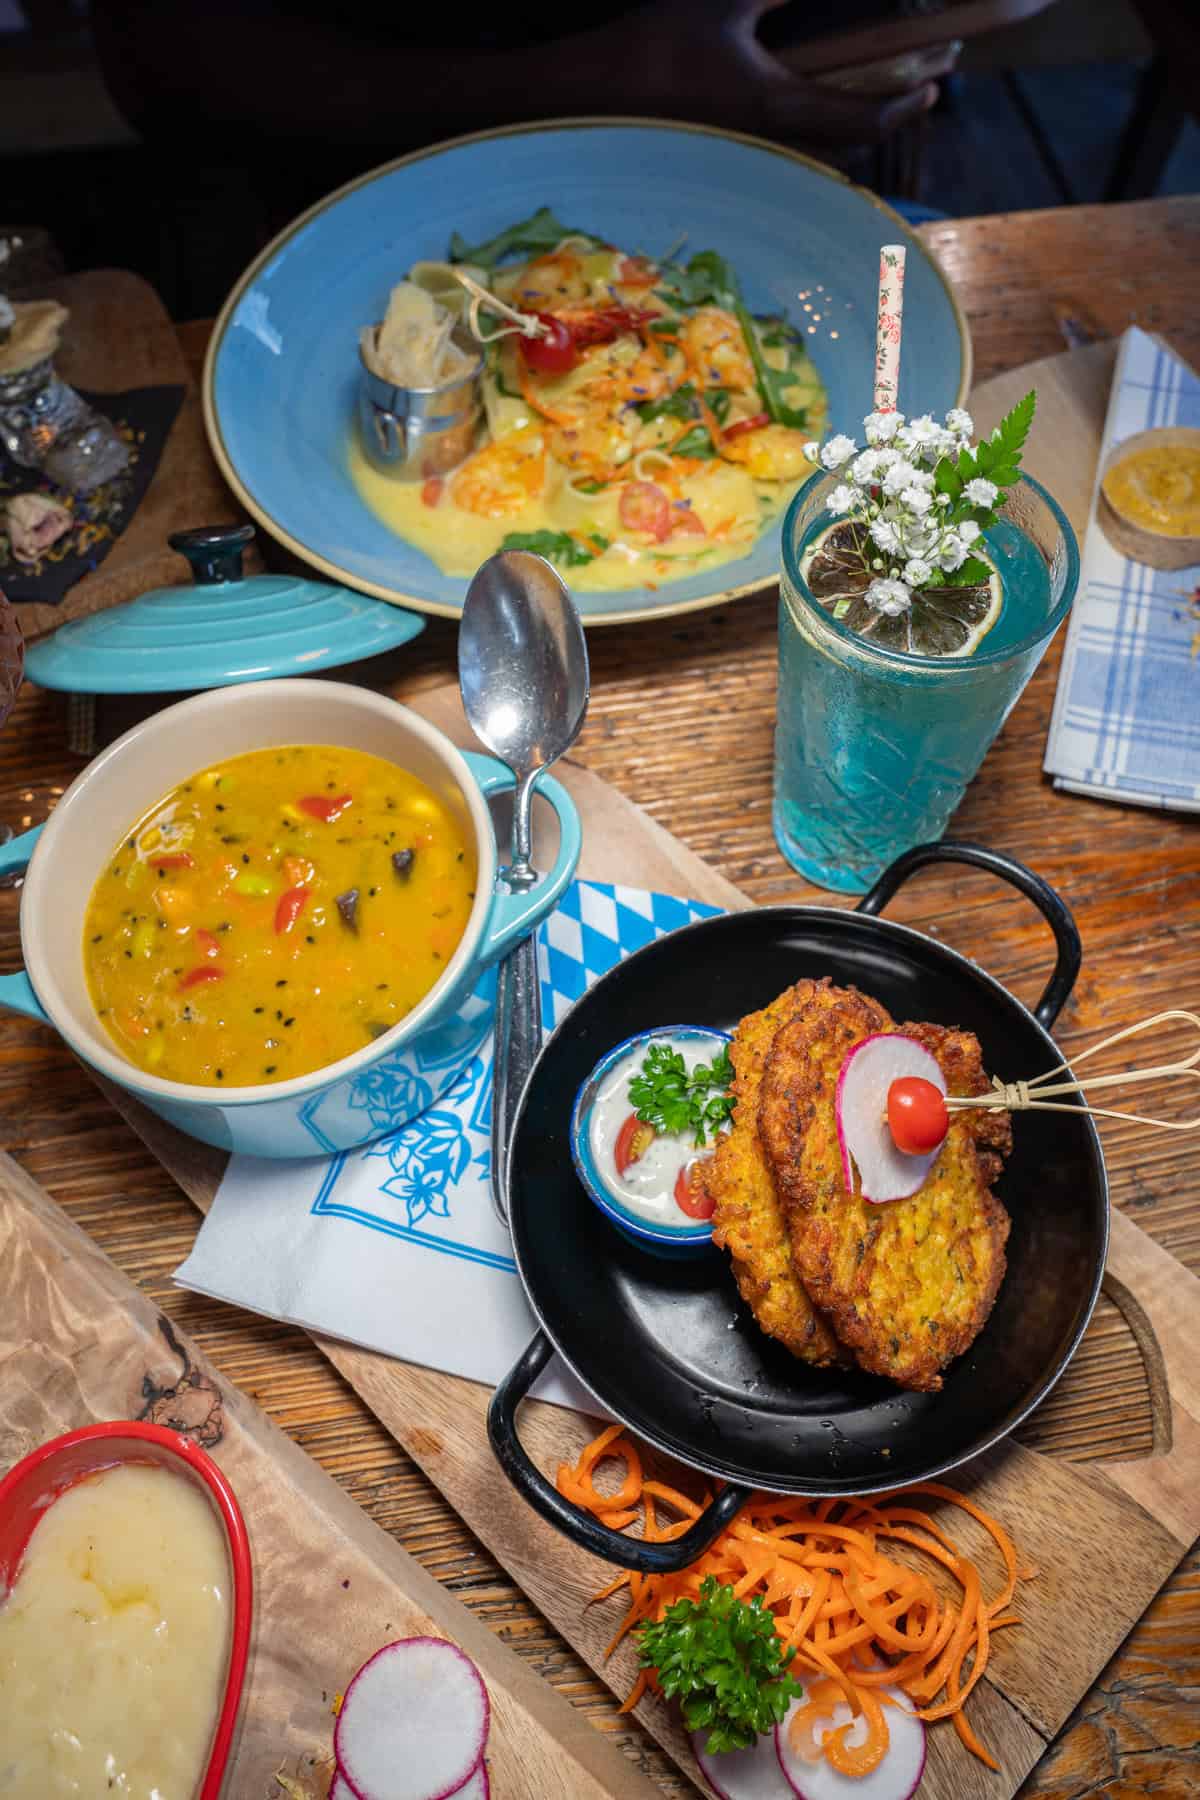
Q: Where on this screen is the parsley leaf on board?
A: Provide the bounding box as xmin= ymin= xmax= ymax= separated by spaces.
xmin=449 ymin=206 xmax=602 ymax=270
xmin=627 ymin=1041 xmax=733 ymax=1147
xmin=637 ymin=1576 xmax=804 ymax=1755
xmin=498 ymin=529 xmax=607 ymax=568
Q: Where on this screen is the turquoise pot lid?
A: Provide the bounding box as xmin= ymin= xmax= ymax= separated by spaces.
xmin=24 ymin=524 xmax=425 ymax=694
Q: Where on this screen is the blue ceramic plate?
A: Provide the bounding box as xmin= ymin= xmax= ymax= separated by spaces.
xmin=204 ymin=119 xmax=971 ymax=627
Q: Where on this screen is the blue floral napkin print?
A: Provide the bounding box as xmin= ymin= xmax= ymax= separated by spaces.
xmin=175 ymin=880 xmax=722 ymax=1405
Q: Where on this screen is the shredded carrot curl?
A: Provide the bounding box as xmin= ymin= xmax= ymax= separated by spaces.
xmin=556 ymin=1425 xmax=1036 ymax=1776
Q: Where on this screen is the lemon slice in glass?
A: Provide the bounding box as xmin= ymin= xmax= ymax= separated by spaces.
xmin=801 ymin=522 xmax=1002 ymax=658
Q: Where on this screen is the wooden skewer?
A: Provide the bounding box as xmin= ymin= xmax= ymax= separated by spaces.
xmin=942 ymin=1010 xmax=1200 ymax=1131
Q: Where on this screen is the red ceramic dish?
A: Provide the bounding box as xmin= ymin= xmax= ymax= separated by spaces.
xmin=0 ymin=1420 xmax=253 ymax=1800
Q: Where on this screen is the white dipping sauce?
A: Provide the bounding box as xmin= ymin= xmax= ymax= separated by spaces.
xmin=0 ymin=1462 xmax=230 ymax=1799
xmin=588 ymin=1035 xmax=724 ymax=1227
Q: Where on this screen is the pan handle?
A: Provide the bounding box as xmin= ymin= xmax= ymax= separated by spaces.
xmin=855 ymin=840 xmax=1081 ymax=1030
xmin=489 ymin=1332 xmax=752 ymax=1572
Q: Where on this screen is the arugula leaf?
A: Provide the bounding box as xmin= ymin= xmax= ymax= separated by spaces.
xmin=634 ymin=382 xmax=700 ymax=425
xmin=449 ymin=207 xmax=601 ymax=269
xmin=737 ymin=305 xmax=809 ymax=429
xmin=656 ymin=249 xmax=739 ymax=310
xmin=498 ymin=529 xmax=606 ymax=568
xmin=669 ymin=425 xmax=718 ymax=460
xmin=628 ymin=1041 xmax=733 ymax=1146
xmin=637 ymin=1576 xmax=804 ymax=1755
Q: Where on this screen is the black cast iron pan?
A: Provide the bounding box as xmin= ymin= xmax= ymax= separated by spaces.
xmin=489 ymin=842 xmax=1108 ymax=1571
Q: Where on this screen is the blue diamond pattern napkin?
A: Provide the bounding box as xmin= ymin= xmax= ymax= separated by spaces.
xmin=1044 ymin=327 xmax=1200 ymax=811
xmin=175 ymin=881 xmax=722 ymax=1408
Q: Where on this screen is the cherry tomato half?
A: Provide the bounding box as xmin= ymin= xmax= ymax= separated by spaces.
xmin=619 ymin=480 xmax=672 ymax=542
xmin=887 ymin=1077 xmax=949 ymax=1156
xmin=670 ymin=506 xmax=707 ymax=536
xmin=674 ymin=1157 xmax=716 ymax=1221
xmin=519 ymin=313 xmax=578 ymax=375
xmin=722 ymin=412 xmax=770 ymax=441
xmin=614 ymin=1112 xmax=656 ymax=1177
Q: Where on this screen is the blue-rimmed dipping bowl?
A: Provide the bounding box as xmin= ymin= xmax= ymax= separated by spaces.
xmin=570 ymin=1025 xmax=731 ymax=1260
xmin=0 ymin=679 xmax=580 ymax=1157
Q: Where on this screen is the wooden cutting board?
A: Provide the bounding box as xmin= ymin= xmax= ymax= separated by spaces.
xmin=98 ymin=682 xmax=1200 ymax=1800
xmin=0 ymin=1146 xmax=661 ymax=1800
xmin=11 ymin=270 xmax=256 ymax=644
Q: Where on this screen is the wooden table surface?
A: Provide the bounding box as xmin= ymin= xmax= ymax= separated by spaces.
xmin=4 ymin=196 xmax=1199 ymax=1798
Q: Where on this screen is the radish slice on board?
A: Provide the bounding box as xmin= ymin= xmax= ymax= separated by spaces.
xmin=691 ymin=1727 xmax=791 ymax=1798
xmin=835 ymin=1035 xmax=948 ymax=1204
xmin=332 ymin=1763 xmax=488 ymax=1800
xmin=333 ymin=1637 xmax=490 ymax=1800
xmin=775 ymin=1688 xmax=926 ymax=1800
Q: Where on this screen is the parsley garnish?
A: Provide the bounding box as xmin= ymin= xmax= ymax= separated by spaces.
xmin=637 ymin=1576 xmax=803 ymax=1754
xmin=627 ymin=1041 xmax=733 ymax=1146
xmin=499 ymin=529 xmax=608 ymax=568
xmin=931 ymin=390 xmax=1037 ymax=586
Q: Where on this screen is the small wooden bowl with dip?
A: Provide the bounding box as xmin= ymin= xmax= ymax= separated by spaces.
xmin=0 ymin=1420 xmax=253 ymax=1800
xmin=1098 ymin=425 xmax=1200 ymax=569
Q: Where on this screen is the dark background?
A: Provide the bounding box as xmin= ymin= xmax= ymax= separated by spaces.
xmin=4 ymin=0 xmax=1198 ymax=321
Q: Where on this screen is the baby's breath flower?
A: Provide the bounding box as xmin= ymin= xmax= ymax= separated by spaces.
xmin=826 ymin=483 xmax=856 ymax=515
xmin=802 ymin=441 xmax=821 ymax=462
xmin=963 ymin=476 xmax=998 ymax=506
xmin=865 ymin=577 xmax=911 ymax=616
xmin=850 ymin=449 xmax=882 ymax=485
xmin=946 ymin=407 xmax=974 ymax=439
xmin=939 ymin=533 xmax=968 ymax=572
xmin=905 ymin=414 xmax=943 ymax=450
xmin=869 ymin=518 xmax=902 ymax=555
xmin=864 ymin=410 xmax=904 ymax=443
xmin=903 ymin=557 xmax=933 ymax=586
xmin=959 ymin=519 xmax=982 ymax=544
xmin=820 ymin=434 xmax=857 ymax=470
xmin=901 ymin=487 xmax=934 ymax=516
xmin=881 ymin=459 xmax=920 ymax=497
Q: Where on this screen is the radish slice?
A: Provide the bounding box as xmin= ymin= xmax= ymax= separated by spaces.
xmin=775 ymin=1688 xmax=926 ymax=1800
xmin=835 ymin=1035 xmax=947 ymax=1204
xmin=334 ymin=1637 xmax=490 ymax=1800
xmin=332 ymin=1762 xmax=488 ymax=1800
xmin=691 ymin=1727 xmax=791 ymax=1798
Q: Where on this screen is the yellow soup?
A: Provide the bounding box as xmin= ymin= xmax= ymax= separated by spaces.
xmin=1102 ymin=443 xmax=1200 ymax=537
xmin=83 ymin=745 xmax=477 ymax=1086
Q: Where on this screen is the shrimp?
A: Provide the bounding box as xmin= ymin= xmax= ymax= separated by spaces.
xmin=578 ymin=338 xmax=674 ymax=407
xmin=680 ymin=306 xmax=756 ymax=392
xmin=721 ymin=423 xmax=816 ymax=482
xmin=450 ymin=426 xmax=546 ymax=516
xmin=505 ymin=248 xmax=590 ymax=309
xmin=546 ymin=408 xmax=635 ymax=480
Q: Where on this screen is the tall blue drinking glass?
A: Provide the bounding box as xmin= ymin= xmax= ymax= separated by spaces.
xmin=773 ymin=470 xmax=1079 ymax=894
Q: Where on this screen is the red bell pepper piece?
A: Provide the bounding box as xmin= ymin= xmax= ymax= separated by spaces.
xmin=298 ymin=794 xmax=352 ymax=823
xmin=154 ymin=851 xmax=195 ymax=870
xmin=274 ymin=884 xmax=310 ymax=935
xmin=195 ymin=929 xmax=221 ymax=959
xmin=179 ymin=966 xmax=225 ymax=992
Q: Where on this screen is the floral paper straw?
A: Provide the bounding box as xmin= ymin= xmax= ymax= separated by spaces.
xmin=873 ymin=244 xmax=907 ymax=414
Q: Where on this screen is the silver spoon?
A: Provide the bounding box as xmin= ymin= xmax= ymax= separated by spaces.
xmin=459 ymin=551 xmax=589 ymax=1223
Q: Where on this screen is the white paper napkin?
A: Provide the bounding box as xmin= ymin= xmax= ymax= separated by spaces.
xmin=175 ymin=880 xmax=721 ymax=1410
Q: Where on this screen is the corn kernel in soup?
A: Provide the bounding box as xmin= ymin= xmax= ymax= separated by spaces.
xmin=83 ymin=746 xmax=477 ymax=1086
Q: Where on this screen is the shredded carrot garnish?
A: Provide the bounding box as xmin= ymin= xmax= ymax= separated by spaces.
xmin=556 ymin=1426 xmax=1036 ymax=1776
xmin=515 ymin=359 xmax=578 ymax=427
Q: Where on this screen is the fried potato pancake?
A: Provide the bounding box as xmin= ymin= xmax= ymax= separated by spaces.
xmin=707 ymin=979 xmax=847 ymax=1366
xmin=759 ymin=990 xmax=1012 ymax=1392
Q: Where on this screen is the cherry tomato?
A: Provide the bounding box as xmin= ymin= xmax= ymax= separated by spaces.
xmin=195 ymin=928 xmax=221 ymax=959
xmin=274 ymin=884 xmax=310 ymax=935
xmin=722 ymin=412 xmax=770 ymax=441
xmin=179 ymin=965 xmax=225 ymax=992
xmin=299 ymin=793 xmax=352 ymax=823
xmin=614 ymin=1112 xmax=655 ymax=1176
xmin=887 ymin=1077 xmax=949 ymax=1155
xmin=421 ymin=476 xmax=444 ymax=507
xmin=619 ymin=480 xmax=672 ymax=542
xmin=670 ymin=507 xmax=706 ymax=537
xmin=674 ymin=1157 xmax=716 ymax=1221
xmin=519 ymin=313 xmax=578 ymax=375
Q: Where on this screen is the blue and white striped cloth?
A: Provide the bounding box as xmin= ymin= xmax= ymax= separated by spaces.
xmin=1044 ymin=327 xmax=1200 ymax=811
